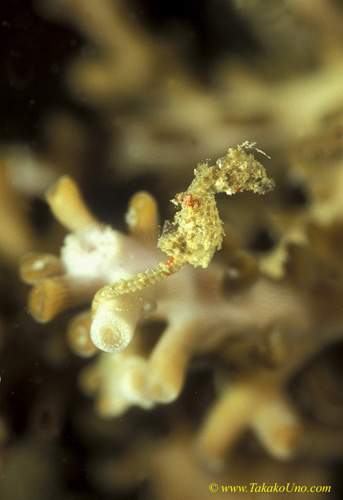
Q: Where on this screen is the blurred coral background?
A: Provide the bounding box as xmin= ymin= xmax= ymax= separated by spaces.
xmin=0 ymin=1 xmax=343 ymax=498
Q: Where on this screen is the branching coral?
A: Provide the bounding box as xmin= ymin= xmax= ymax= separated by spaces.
xmin=20 ymin=133 xmax=343 ymax=476
xmin=20 ymin=143 xmax=275 ymax=405
xmin=35 ymin=0 xmax=343 ymax=186
xmin=90 ymin=142 xmax=274 ymax=351
xmin=1 ymin=0 xmax=342 ymax=497
xmin=88 ymin=422 xmax=332 ymax=500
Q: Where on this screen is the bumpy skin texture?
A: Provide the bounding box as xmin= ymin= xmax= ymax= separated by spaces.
xmin=158 ymin=142 xmax=274 ymax=267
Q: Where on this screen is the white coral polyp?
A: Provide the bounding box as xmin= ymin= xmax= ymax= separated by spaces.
xmin=90 ymin=297 xmax=140 ymax=352
xmin=61 ymin=225 xmax=158 ymax=283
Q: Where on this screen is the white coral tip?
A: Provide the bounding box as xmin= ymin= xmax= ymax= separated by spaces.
xmin=90 ymin=298 xmax=139 ymax=352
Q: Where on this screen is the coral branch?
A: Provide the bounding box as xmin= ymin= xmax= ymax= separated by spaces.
xmin=45 ymin=176 xmax=100 ymax=232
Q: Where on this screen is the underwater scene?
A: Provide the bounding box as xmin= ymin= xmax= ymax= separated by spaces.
xmin=0 ymin=0 xmax=343 ymax=498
